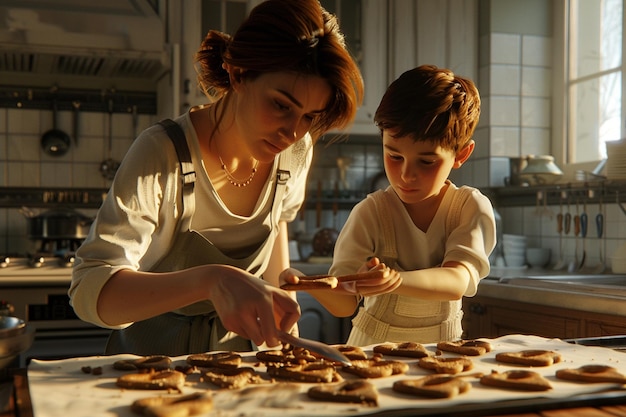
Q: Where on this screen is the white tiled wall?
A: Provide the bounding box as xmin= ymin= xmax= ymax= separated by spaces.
xmin=0 ymin=107 xmax=157 ymax=254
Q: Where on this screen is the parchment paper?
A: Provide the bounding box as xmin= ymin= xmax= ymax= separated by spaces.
xmin=27 ymin=334 xmax=626 ymax=417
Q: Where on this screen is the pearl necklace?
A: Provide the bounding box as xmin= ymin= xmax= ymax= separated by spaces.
xmin=218 ymin=155 xmax=259 ymax=187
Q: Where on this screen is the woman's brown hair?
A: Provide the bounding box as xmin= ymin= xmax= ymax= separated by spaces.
xmin=195 ymin=0 xmax=364 ymax=139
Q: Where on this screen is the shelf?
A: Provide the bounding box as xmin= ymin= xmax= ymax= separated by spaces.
xmin=0 ymin=187 xmax=108 ymax=209
xmin=486 ymin=179 xmax=626 ymax=207
xmin=0 ymin=85 xmax=157 ymax=115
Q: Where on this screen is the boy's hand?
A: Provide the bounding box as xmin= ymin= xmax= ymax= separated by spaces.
xmin=336 ymin=257 xmax=402 ymax=296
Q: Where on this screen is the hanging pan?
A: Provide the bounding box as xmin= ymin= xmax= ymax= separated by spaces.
xmin=41 ymin=98 xmax=71 ymax=156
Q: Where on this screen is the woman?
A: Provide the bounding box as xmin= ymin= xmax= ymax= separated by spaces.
xmin=69 ymin=0 xmax=363 ymax=356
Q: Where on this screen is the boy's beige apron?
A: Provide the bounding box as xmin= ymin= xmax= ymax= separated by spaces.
xmin=347 ymin=187 xmax=472 ymax=346
xmin=106 ymin=119 xmax=294 ymax=356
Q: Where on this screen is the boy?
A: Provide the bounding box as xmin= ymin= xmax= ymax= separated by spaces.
xmin=317 ymin=65 xmax=496 ymax=345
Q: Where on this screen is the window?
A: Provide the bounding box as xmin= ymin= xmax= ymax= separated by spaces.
xmin=566 ymin=0 xmax=623 ymax=163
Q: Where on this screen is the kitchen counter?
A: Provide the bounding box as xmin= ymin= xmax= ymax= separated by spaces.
xmin=477 ymin=276 xmax=626 ymax=317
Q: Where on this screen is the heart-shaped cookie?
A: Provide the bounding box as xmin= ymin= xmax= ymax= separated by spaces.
xmin=393 ymin=375 xmax=471 ymax=398
xmin=556 ymin=365 xmax=626 ymax=384
xmin=202 ymin=366 xmax=266 ymax=389
xmin=437 ymin=339 xmax=492 ymax=356
xmin=418 ymin=356 xmax=474 ymax=374
xmin=116 ymin=369 xmax=186 ymax=391
xmin=373 ymin=342 xmax=429 ymax=358
xmin=308 ymin=380 xmax=379 ymax=406
xmin=186 ymin=352 xmax=242 ymax=369
xmin=131 ymin=393 xmax=213 ymax=416
xmin=267 ymin=362 xmax=340 ymax=383
xmin=480 ymin=370 xmax=552 ymax=391
xmin=495 ymin=350 xmax=562 ymax=367
xmin=113 ymin=355 xmax=172 ymax=371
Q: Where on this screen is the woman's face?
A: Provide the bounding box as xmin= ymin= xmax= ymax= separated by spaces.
xmin=382 ymin=130 xmax=459 ymax=205
xmin=232 ymin=71 xmax=332 ymax=163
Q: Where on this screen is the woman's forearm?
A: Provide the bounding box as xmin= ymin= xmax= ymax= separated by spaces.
xmin=96 ymin=266 xmax=212 ymax=326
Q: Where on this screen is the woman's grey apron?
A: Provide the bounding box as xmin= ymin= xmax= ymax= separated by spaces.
xmin=105 ymin=119 xmax=293 ymax=356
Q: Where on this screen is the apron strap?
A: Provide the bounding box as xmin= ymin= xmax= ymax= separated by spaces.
xmin=158 ymin=118 xmax=196 ymax=232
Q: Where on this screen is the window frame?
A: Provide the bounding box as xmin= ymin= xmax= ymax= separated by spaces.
xmin=553 ymin=0 xmax=625 ymax=174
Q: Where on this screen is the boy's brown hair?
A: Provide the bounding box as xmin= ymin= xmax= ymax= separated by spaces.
xmin=374 ymin=65 xmax=480 ymax=152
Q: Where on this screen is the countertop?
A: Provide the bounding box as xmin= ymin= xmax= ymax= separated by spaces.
xmin=479 ymin=268 xmax=626 ymax=316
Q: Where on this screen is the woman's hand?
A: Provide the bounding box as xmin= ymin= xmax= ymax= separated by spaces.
xmin=207 ymin=265 xmax=301 ymax=347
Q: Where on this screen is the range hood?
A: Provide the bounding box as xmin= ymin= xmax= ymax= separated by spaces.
xmin=0 ymin=0 xmax=169 ymax=92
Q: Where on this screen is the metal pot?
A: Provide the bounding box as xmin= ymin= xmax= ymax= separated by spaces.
xmin=23 ymin=208 xmax=94 ymax=240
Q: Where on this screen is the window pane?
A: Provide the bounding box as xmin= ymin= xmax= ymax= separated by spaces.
xmin=569 ymin=72 xmax=621 ymax=161
xmin=568 ymin=0 xmax=623 ymax=163
xmin=570 ymin=0 xmax=622 ymax=78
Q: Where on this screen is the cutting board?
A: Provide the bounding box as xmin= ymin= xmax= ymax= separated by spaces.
xmin=26 ymin=335 xmax=626 ymax=417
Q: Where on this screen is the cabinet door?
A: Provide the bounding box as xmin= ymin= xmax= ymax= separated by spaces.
xmin=351 ymin=0 xmax=388 ymax=134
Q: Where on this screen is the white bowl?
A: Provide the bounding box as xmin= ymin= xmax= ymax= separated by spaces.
xmin=503 ymin=241 xmax=527 ymax=251
xmin=526 ymin=247 xmax=551 ymax=268
xmin=504 ymin=253 xmax=526 ymax=267
xmin=502 ymin=234 xmax=527 ymax=243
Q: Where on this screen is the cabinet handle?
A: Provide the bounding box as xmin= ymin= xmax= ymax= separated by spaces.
xmin=469 ymin=303 xmax=486 ymax=315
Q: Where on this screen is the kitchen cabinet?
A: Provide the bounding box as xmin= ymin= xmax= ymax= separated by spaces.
xmin=462 ymin=294 xmax=626 ymax=339
xmin=163 ymin=0 xmax=478 ymax=134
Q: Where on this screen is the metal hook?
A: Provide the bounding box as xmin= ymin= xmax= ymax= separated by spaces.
xmin=618 ymin=190 xmax=626 ymax=216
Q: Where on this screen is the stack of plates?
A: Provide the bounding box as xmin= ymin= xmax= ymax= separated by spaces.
xmin=606 ymin=140 xmax=626 ymax=179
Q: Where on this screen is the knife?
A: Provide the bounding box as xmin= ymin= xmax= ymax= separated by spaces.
xmin=277 ymin=330 xmax=352 ymax=366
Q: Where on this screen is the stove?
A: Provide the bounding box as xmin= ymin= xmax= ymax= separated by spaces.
xmin=0 ymin=248 xmax=110 ymax=367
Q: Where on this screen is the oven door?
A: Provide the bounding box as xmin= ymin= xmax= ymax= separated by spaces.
xmin=1 ymin=284 xmax=111 ymax=367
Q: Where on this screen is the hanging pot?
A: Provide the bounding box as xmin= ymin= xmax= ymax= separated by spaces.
xmin=41 ymin=99 xmax=71 ymax=156
xmin=22 ymin=208 xmax=94 ymax=240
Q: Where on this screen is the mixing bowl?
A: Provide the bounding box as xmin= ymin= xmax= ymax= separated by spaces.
xmin=0 ymin=317 xmax=34 ymax=368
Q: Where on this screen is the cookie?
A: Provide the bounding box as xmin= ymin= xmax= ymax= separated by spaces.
xmin=116 ymin=370 xmax=185 ymax=391
xmin=266 ymin=362 xmax=341 ymax=383
xmin=417 ymin=356 xmax=474 ymax=374
xmin=186 ymin=352 xmax=242 ymax=369
xmin=436 ymin=339 xmax=492 ymax=356
xmin=393 ymin=375 xmax=471 ymax=398
xmin=201 ymin=367 xmax=266 ymax=389
xmin=308 ymin=380 xmax=379 ymax=406
xmin=373 ymin=342 xmax=429 ymax=358
xmin=342 ymin=359 xmax=409 ymax=379
xmin=495 ymin=350 xmax=562 ymax=367
xmin=309 ymin=345 xmax=368 ymax=362
xmin=556 ymin=365 xmax=626 ymax=384
xmin=480 ymin=370 xmax=552 ymax=391
xmin=113 ymin=355 xmax=172 ymax=371
xmin=256 ymin=346 xmax=317 ymax=365
xmin=280 ymin=275 xmax=338 ymax=291
xmin=130 ymin=392 xmax=213 ymax=416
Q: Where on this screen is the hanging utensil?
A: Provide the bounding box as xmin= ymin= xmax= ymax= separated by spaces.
xmin=578 ymin=205 xmax=587 ymax=271
xmin=553 ymin=191 xmax=566 ymax=270
xmin=100 ymin=98 xmax=121 ymax=180
xmin=72 ymin=100 xmax=81 ymax=147
xmin=593 ymin=193 xmax=606 ymax=274
xmin=131 ymin=104 xmax=139 ymax=138
xmin=568 ymin=198 xmax=580 ymax=273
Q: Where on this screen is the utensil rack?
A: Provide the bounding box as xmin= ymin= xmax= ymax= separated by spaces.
xmin=488 ymin=179 xmax=626 ymax=210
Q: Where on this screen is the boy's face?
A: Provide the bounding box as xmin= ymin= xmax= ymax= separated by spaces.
xmin=382 ymin=130 xmax=464 ymax=205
